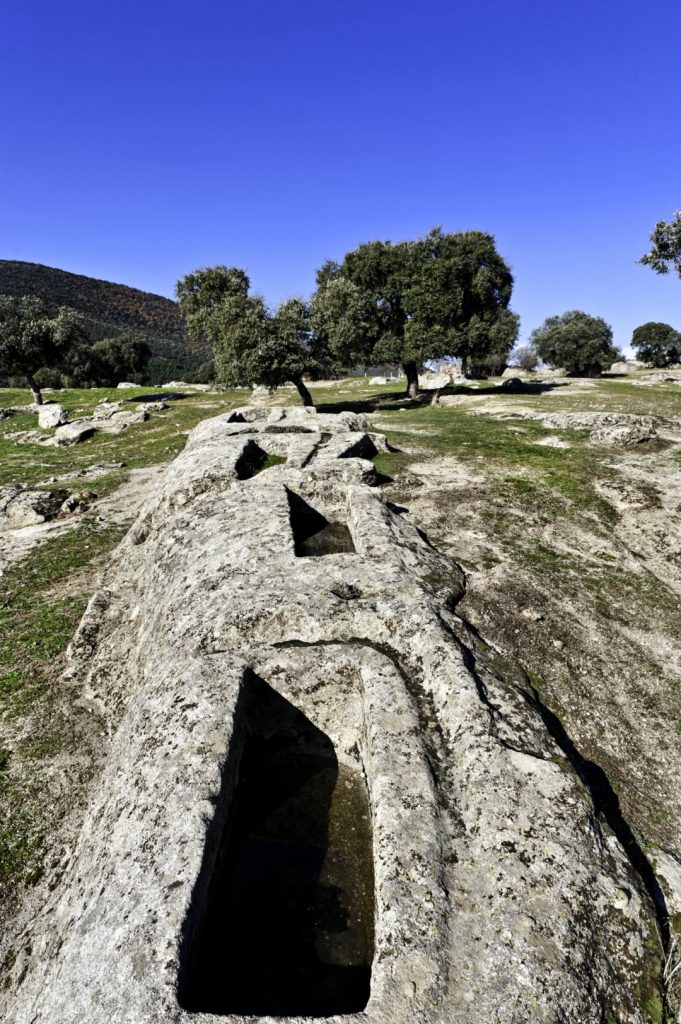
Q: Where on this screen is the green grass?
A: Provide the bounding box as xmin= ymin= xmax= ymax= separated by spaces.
xmin=372 ymin=404 xmax=617 ymax=521
xmin=0 ymin=519 xmax=127 ymax=900
xmin=363 ymin=382 xmax=681 ymax=636
xmin=0 ymin=518 xmax=126 ymax=717
xmin=0 ymin=385 xmax=246 ymax=488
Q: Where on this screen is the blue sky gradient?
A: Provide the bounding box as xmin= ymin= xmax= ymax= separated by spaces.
xmin=1 ymin=0 xmax=679 ymax=355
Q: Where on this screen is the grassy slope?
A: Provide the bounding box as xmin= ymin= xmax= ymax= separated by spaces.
xmin=318 ymin=376 xmax=681 ymax=863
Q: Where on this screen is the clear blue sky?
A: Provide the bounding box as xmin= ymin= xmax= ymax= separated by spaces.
xmin=1 ymin=0 xmax=679 ymax=355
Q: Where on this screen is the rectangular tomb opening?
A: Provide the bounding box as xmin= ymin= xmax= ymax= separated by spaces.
xmin=286 ymin=489 xmax=356 ymax=557
xmin=178 ymin=677 xmax=374 ymax=1017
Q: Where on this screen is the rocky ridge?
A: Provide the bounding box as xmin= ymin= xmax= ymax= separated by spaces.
xmin=0 ymin=406 xmax=673 ymax=1023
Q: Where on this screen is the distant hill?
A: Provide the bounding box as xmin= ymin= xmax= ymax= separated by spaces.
xmin=0 ymin=260 xmax=212 ymax=383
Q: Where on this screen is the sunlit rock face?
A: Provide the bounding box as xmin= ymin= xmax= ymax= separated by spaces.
xmin=0 ymin=406 xmax=667 ymax=1024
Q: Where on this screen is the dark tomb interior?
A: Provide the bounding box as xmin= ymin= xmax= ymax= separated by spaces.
xmin=286 ymin=489 xmax=356 ymax=557
xmin=178 ymin=680 xmax=374 ymax=1017
xmin=235 ymin=440 xmax=273 ymax=480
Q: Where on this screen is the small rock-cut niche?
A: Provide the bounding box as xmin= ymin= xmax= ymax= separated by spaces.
xmin=337 ymin=434 xmax=378 ymax=460
xmin=286 ymin=489 xmax=356 ymax=557
xmin=235 ymin=440 xmax=286 ymax=480
xmin=178 ymin=677 xmax=374 ymax=1017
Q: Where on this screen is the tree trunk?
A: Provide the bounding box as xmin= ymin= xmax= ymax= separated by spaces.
xmin=403 ymin=362 xmax=419 ymax=399
xmin=26 ymin=375 xmax=43 ymax=405
xmin=293 ymin=378 xmax=314 ymax=407
xmin=461 ymin=355 xmax=469 ymax=378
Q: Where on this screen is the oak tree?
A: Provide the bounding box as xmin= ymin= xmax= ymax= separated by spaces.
xmin=530 ymin=311 xmax=618 ymax=376
xmin=311 ymin=228 xmax=518 ymax=397
xmin=631 ymin=322 xmax=681 ymax=367
xmin=0 ymin=295 xmax=86 ymax=403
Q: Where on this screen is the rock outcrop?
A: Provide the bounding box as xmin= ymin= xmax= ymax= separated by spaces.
xmin=0 ymin=406 xmax=670 ymax=1024
xmin=9 ymin=401 xmax=154 ymax=447
xmin=501 ymin=366 xmax=534 ymax=378
xmin=37 ymin=402 xmax=68 ymax=429
xmin=608 ymin=360 xmax=647 ymax=374
xmin=51 ymin=421 xmax=97 ymax=446
xmin=0 ymin=485 xmax=68 ymax=528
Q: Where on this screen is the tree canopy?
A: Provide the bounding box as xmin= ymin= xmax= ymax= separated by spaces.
xmin=638 ymin=212 xmax=681 ymax=278
xmin=176 ymin=267 xmax=319 ymax=405
xmin=311 ymin=228 xmax=518 ymax=396
xmin=509 ymin=344 xmax=539 ymax=371
xmin=530 ymin=311 xmax=619 ymax=376
xmin=98 ymin=335 xmax=151 ymax=385
xmin=631 ymin=322 xmax=681 ymax=368
xmin=0 ymin=295 xmax=86 ymax=403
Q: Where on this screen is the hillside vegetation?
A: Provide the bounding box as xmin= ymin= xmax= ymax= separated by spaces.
xmin=0 ymin=261 xmax=211 ymax=382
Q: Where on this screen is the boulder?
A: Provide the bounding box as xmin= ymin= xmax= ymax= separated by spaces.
xmin=638 ymin=371 xmax=681 ymax=383
xmin=590 ymin=423 xmax=658 ymax=446
xmin=51 ymin=422 xmax=96 ymax=447
xmin=116 ymin=382 xmax=138 ymax=389
xmin=58 ymin=492 xmax=95 ymax=517
xmin=369 ymin=376 xmax=389 ymax=385
xmin=418 ymin=371 xmax=453 ymax=390
xmin=436 ymin=395 xmax=471 ymax=407
xmin=136 ymin=401 xmax=167 ymax=412
xmin=161 ymin=381 xmax=212 ymax=391
xmin=0 ymin=486 xmax=69 ymax=529
xmin=251 ymin=384 xmax=275 ymax=405
xmin=501 ymin=366 xmax=534 ymax=378
xmin=608 ymin=360 xmax=646 ymax=375
xmin=536 ymin=411 xmax=674 ymax=446
xmin=92 ymin=402 xmax=122 ymax=419
xmin=95 ymin=411 xmax=147 ymax=434
xmin=37 ymin=403 xmax=68 ymax=429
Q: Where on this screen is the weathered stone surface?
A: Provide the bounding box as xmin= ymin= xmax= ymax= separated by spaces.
xmin=137 ymin=401 xmax=167 ymax=412
xmin=95 ymin=410 xmax=148 ymax=434
xmin=501 ymin=366 xmax=534 ymax=378
xmin=540 ymin=412 xmax=658 ymax=431
xmin=251 ymin=384 xmax=276 ymax=404
xmin=482 ymin=409 xmax=680 ymax=446
xmin=92 ymin=401 xmax=123 ymax=419
xmin=37 ymin=462 xmax=125 ymax=485
xmin=9 ymin=429 xmax=48 ymax=445
xmin=162 ymin=381 xmax=212 ymax=391
xmin=50 ymin=421 xmax=96 ymax=446
xmin=0 ymin=407 xmax=669 ymax=1023
xmin=37 ymin=403 xmax=68 ymax=429
xmin=609 ymin=360 xmax=647 ymax=374
xmin=590 ymin=423 xmax=658 ymax=445
xmin=419 ymin=367 xmax=464 ymax=390
xmin=116 ymin=381 xmax=138 ymax=389
xmin=0 ymin=485 xmax=69 ymax=528
xmin=539 ymin=366 xmax=567 ymax=377
xmin=654 ymin=851 xmax=681 ymax=917
xmin=418 ymin=371 xmax=451 ymax=389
